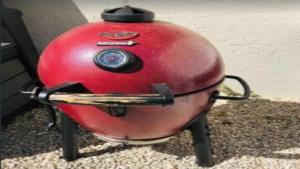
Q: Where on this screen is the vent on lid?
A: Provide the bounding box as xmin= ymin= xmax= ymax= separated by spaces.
xmin=101 ymin=6 xmax=154 ymax=23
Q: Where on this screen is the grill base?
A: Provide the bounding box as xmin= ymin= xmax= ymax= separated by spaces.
xmin=93 ymin=133 xmax=174 ymax=145
xmin=56 ymin=105 xmax=213 ymax=166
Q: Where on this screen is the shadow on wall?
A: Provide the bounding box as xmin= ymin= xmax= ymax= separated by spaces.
xmin=1 ymin=99 xmax=300 ymax=165
xmin=3 ymin=0 xmax=88 ymax=52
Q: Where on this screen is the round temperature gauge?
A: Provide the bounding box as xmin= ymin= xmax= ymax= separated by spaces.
xmin=94 ymin=49 xmax=135 ymax=70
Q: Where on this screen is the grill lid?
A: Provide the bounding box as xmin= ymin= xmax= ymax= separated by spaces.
xmin=101 ymin=6 xmax=154 ymax=23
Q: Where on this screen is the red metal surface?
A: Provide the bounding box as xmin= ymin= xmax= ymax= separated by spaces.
xmin=38 ymin=21 xmax=224 ymax=139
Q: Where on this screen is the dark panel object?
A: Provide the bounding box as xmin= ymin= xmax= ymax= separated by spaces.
xmin=3 ymin=0 xmax=89 ymax=52
xmin=1 ymin=7 xmax=39 ymax=77
xmin=2 ymin=72 xmax=31 ymax=101
xmin=1 ymin=43 xmax=18 ymax=61
xmin=1 ymin=7 xmax=39 ymax=122
xmin=2 ymin=93 xmax=32 ymax=118
xmin=1 ymin=58 xmax=26 ymax=82
xmin=2 ymin=26 xmax=15 ymax=42
xmin=1 ymin=27 xmax=19 ymax=61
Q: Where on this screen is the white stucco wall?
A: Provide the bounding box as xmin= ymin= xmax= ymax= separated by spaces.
xmin=73 ymin=0 xmax=300 ymax=100
xmin=4 ymin=0 xmax=300 ymax=100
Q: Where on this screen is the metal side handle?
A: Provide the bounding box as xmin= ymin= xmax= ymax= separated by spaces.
xmin=212 ymin=75 xmax=251 ymax=100
xmin=21 ymin=83 xmax=174 ymax=106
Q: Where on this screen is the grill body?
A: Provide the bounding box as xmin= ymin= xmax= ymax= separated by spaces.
xmin=38 ymin=21 xmax=224 ymax=140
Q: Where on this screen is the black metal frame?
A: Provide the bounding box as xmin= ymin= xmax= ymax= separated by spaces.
xmin=21 ymin=75 xmax=250 ymax=166
xmin=21 ymin=75 xmax=250 ymax=107
xmin=55 ymin=108 xmax=215 ymax=166
xmin=22 ymin=82 xmax=174 ymax=107
xmin=61 ymin=112 xmax=78 ymax=161
xmin=212 ymin=75 xmax=250 ymax=100
xmin=189 ymin=113 xmax=214 ymax=166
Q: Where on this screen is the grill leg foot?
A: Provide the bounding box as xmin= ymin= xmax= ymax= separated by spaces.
xmin=189 ymin=113 xmax=214 ymax=167
xmin=62 ymin=113 xmax=79 ymax=161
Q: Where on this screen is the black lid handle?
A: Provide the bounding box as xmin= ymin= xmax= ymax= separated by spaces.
xmin=101 ymin=6 xmax=154 ymax=23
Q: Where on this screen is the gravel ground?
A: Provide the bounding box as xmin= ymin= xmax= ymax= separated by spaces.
xmin=1 ymin=98 xmax=300 ymax=169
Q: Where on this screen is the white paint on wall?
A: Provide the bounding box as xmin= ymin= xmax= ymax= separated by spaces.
xmin=73 ymin=0 xmax=300 ymax=100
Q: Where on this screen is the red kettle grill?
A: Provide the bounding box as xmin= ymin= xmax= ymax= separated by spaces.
xmin=22 ymin=6 xmax=250 ymax=167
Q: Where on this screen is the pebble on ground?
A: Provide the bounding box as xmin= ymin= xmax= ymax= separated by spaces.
xmin=1 ymin=99 xmax=300 ymax=169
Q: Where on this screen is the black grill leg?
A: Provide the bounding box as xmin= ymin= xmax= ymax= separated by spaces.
xmin=45 ymin=105 xmax=57 ymax=130
xmin=189 ymin=113 xmax=214 ymax=167
xmin=62 ymin=113 xmax=79 ymax=161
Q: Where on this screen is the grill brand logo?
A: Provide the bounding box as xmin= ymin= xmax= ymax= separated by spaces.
xmin=96 ymin=41 xmax=137 ymax=46
xmin=100 ymin=31 xmax=139 ymax=40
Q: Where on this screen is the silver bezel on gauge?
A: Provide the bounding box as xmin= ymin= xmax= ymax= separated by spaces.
xmin=94 ymin=49 xmax=131 ymax=70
